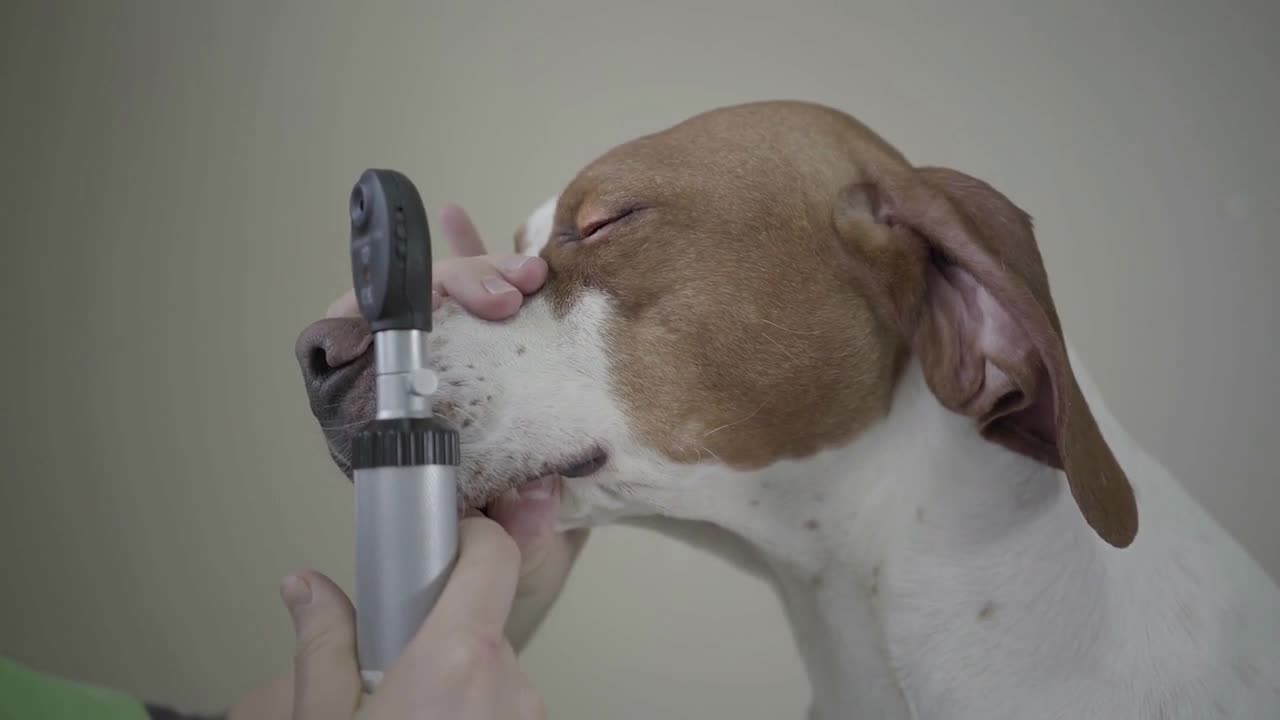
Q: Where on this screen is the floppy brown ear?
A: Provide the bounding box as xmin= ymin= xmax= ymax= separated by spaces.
xmin=836 ymin=167 xmax=1137 ymax=548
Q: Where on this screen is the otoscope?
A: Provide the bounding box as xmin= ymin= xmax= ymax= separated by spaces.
xmin=347 ymin=169 xmax=461 ymax=691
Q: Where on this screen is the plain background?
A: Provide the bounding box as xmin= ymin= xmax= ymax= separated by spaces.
xmin=2 ymin=1 xmax=1277 ymax=717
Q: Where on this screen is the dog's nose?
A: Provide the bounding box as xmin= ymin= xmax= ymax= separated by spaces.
xmin=295 ymin=317 xmax=373 ymax=403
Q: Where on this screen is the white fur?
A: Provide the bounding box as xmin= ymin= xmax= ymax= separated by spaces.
xmin=520 ymin=196 xmax=558 ymax=257
xmin=431 ymin=199 xmax=1280 ymax=719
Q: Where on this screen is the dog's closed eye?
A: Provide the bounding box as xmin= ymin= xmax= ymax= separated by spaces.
xmin=582 ymin=207 xmax=640 ymax=239
xmin=563 ymin=206 xmax=645 ymax=245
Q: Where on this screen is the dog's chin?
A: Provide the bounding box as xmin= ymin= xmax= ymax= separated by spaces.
xmin=469 ymin=446 xmax=610 ymax=511
xmin=323 ymin=434 xmax=609 ymax=511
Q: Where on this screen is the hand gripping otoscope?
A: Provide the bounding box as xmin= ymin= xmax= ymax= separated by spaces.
xmin=347 ymin=169 xmax=461 ymax=691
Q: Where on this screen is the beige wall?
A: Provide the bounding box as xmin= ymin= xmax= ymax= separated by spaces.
xmin=2 ymin=1 xmax=1277 ymax=717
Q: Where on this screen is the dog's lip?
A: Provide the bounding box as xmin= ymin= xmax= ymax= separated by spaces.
xmin=507 ymin=447 xmax=608 ymax=490
xmin=560 ymin=450 xmax=608 ymax=478
xmin=546 ymin=445 xmax=609 ymax=481
xmin=475 ymin=446 xmax=608 ymax=510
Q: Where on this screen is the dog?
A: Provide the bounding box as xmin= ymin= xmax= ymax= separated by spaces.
xmin=295 ymin=100 xmax=1280 ymax=718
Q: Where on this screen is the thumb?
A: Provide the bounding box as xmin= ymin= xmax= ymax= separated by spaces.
xmin=280 ymin=571 xmax=363 ymax=720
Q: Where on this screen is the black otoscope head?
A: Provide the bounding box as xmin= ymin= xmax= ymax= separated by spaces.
xmin=350 ymin=169 xmax=433 ymax=333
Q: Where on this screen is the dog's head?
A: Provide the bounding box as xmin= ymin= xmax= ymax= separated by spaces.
xmin=295 ymin=101 xmax=1136 ymax=547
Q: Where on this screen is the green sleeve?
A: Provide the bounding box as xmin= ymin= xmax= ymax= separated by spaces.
xmin=0 ymin=656 xmax=151 ymax=720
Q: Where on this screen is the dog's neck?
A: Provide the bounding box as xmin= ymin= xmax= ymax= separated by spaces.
xmin=627 ymin=360 xmax=1111 ymax=719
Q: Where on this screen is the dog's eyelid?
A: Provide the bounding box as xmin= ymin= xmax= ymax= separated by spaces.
xmin=553 ymin=226 xmax=580 ymax=244
xmin=580 ymin=205 xmax=646 ymax=240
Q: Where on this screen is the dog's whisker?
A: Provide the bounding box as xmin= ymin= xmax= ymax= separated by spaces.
xmin=311 ymin=399 xmax=378 ymax=415
xmin=761 ymin=331 xmax=803 ymax=365
xmin=704 ymin=399 xmax=767 ymax=438
xmin=762 ymin=318 xmax=822 ymax=335
xmin=311 ymin=400 xmax=354 ymax=411
xmin=318 ymin=419 xmax=371 ymax=432
xmin=450 ymin=405 xmax=480 ymax=425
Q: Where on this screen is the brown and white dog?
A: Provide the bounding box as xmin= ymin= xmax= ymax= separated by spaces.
xmin=296 ymin=101 xmax=1280 ymax=719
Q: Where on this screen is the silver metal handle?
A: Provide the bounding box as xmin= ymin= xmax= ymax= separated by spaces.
xmin=355 ymin=464 xmax=458 ymax=691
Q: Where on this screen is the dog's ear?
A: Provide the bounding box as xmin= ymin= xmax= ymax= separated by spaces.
xmin=836 ymin=167 xmax=1137 ymax=548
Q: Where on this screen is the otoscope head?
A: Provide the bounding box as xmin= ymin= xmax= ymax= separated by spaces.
xmin=350 ymin=169 xmax=433 ymax=333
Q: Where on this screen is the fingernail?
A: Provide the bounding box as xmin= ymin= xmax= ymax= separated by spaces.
xmin=499 ymin=255 xmax=533 ymax=273
xmin=280 ymin=574 xmax=312 ymax=609
xmin=482 ymin=276 xmax=518 ymax=295
xmin=431 ymin=290 xmax=442 ymax=310
xmin=520 ymin=476 xmax=555 ymax=501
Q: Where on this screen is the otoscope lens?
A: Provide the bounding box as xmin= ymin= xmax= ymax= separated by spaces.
xmin=351 ymin=184 xmax=370 ymax=228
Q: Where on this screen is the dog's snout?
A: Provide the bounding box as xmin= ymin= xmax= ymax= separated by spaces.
xmin=295 ymin=317 xmax=373 ymax=396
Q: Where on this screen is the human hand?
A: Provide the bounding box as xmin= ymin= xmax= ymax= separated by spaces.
xmin=319 ymin=203 xmax=587 ymax=645
xmin=323 ymin=204 xmax=543 ymax=321
xmin=280 ymin=515 xmax=544 ymax=719
xmin=229 ymin=205 xmax=586 ymax=720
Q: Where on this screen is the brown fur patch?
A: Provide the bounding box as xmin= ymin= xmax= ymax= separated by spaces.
xmin=537 ymin=101 xmax=913 ymax=470
xmin=533 ymin=99 xmax=1135 ymax=547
